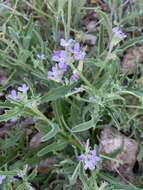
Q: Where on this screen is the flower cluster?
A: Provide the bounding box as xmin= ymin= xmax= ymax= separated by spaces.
xmin=7 ymin=84 xmax=29 ymax=101
xmin=78 ymin=140 xmax=100 ymax=171
xmin=48 ymin=38 xmax=86 ymax=83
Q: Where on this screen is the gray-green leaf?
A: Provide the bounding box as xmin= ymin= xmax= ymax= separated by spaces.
xmin=72 ymin=120 xmax=94 ymax=133
xmin=41 ymin=123 xmax=60 ymax=142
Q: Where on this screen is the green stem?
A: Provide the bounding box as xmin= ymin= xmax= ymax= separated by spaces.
xmin=100 ymin=154 xmax=123 ymax=164
xmin=70 ymin=63 xmax=94 ymax=92
xmin=60 ymin=130 xmax=82 ymax=151
xmin=61 ymin=116 xmax=83 ymax=151
xmin=67 ymin=0 xmax=72 ymax=39
xmin=30 ymin=105 xmax=51 ymax=125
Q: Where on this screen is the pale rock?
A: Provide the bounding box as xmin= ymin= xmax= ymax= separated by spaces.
xmin=99 ymin=128 xmax=138 ymax=175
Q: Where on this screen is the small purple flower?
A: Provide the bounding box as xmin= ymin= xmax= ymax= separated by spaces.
xmin=70 ymin=72 xmax=79 ymax=82
xmin=60 ymin=38 xmax=75 ymax=47
xmin=37 ymin=53 xmax=46 ymax=60
xmin=52 ymin=50 xmax=72 ymax=64
xmin=69 ymin=43 xmax=86 ymax=61
xmin=78 ymin=154 xmax=85 ymax=161
xmin=78 ymin=146 xmax=100 ymax=171
xmin=8 ymin=89 xmax=19 ymax=100
xmin=18 ymin=84 xmax=29 ymax=93
xmin=48 ymin=64 xmax=65 ymax=82
xmin=0 ymin=175 xmax=5 ymax=185
xmin=58 ymin=62 xmax=68 ymax=71
xmin=112 ymin=27 xmax=127 ymax=40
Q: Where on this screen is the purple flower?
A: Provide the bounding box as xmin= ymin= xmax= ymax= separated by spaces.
xmin=69 ymin=43 xmax=86 ymax=61
xmin=8 ymin=90 xmax=19 ymax=100
xmin=60 ymin=38 xmax=75 ymax=47
xmin=0 ymin=175 xmax=5 ymax=185
xmin=52 ymin=50 xmax=72 ymax=64
xmin=37 ymin=53 xmax=45 ymax=60
xmin=7 ymin=84 xmax=29 ymax=101
xmin=78 ymin=147 xmax=100 ymax=171
xmin=58 ymin=62 xmax=68 ymax=71
xmin=78 ymin=154 xmax=85 ymax=161
xmin=48 ymin=64 xmax=66 ymax=82
xmin=112 ymin=27 xmax=127 ymax=40
xmin=18 ymin=84 xmax=29 ymax=93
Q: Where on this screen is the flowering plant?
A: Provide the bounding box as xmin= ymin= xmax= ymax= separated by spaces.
xmin=0 ymin=0 xmax=142 ymax=189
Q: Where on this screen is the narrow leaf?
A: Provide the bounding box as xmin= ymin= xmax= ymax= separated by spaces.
xmin=98 ymin=24 xmax=104 ymax=55
xmin=0 ymin=107 xmax=20 ymax=122
xmin=70 ymin=163 xmax=80 ymax=185
xmin=96 ymin=9 xmax=112 ymax=39
xmin=72 ymin=120 xmax=94 ymax=133
xmin=37 ymin=141 xmax=66 ymax=157
xmin=116 ymin=36 xmax=143 ymax=54
xmin=0 ymin=170 xmax=17 ymax=176
xmin=41 ymin=123 xmax=60 ymax=142
xmin=42 ymin=85 xmax=72 ymax=102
